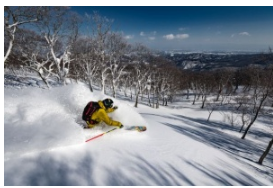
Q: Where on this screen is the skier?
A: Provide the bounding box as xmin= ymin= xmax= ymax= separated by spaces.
xmin=82 ymin=98 xmax=123 ymax=129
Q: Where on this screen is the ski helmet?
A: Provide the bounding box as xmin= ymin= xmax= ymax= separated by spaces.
xmin=103 ymin=98 xmax=113 ymax=108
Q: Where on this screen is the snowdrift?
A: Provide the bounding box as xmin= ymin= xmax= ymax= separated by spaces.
xmin=4 ymin=75 xmax=272 ymax=186
xmin=4 ymin=83 xmax=147 ymax=160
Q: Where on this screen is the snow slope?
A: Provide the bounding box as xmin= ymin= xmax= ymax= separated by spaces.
xmin=4 ymin=76 xmax=273 ymax=185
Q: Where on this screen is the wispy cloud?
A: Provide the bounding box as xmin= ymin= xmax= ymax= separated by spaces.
xmin=140 ymin=31 xmax=157 ymax=37
xmin=176 ymin=34 xmax=189 ymax=39
xmin=163 ymin=33 xmax=189 ymax=40
xmin=239 ymin=32 xmax=250 ymax=36
xmin=163 ymin=34 xmax=175 ymax=40
xmin=124 ymin=35 xmax=134 ymax=40
xmin=231 ymin=32 xmax=251 ymax=38
xmin=148 ymin=37 xmax=156 ymax=40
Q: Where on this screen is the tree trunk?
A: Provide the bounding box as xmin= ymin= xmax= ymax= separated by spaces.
xmin=242 ymin=94 xmax=267 ymax=139
xmin=192 ymin=94 xmax=197 ymax=105
xmin=4 ymin=26 xmax=16 ymax=63
xmin=242 ymin=114 xmax=258 ymax=139
xmin=130 ymin=86 xmax=133 ymax=100
xmin=186 ymin=88 xmax=190 ymax=99
xmin=152 ymin=88 xmax=155 ymax=108
xmin=258 ymin=137 xmax=273 ymax=165
xmin=4 ymin=36 xmax=14 ymax=63
xmin=216 ymin=86 xmax=222 ymax=101
xmin=156 ymin=88 xmax=159 ymax=109
xmin=148 ymin=91 xmax=151 ymax=106
xmin=38 ymin=71 xmax=50 ymax=89
xmin=207 ymin=111 xmax=213 ymax=122
xmin=233 ymin=81 xmax=239 ymax=93
xmin=237 ymin=102 xmax=242 ymax=110
xmin=112 ymin=80 xmax=116 ymax=98
xmin=134 ymin=91 xmax=139 ymax=108
xmin=101 ymin=76 xmax=106 ymax=94
xmin=239 ymin=124 xmax=245 ymax=133
xmin=88 ymin=78 xmax=93 ymax=92
xmin=201 ymin=95 xmax=207 ymax=109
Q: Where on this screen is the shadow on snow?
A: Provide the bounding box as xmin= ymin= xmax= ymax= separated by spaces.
xmin=140 ymin=112 xmax=273 ymax=182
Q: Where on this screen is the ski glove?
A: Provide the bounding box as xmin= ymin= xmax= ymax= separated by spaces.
xmin=113 ymin=106 xmax=118 ymax=110
xmin=119 ymin=124 xmax=124 ymax=129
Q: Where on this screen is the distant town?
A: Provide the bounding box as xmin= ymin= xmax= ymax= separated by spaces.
xmin=161 ymin=50 xmax=272 ymax=71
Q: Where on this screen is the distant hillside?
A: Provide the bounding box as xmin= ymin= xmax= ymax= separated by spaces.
xmin=162 ymin=51 xmax=272 ymax=71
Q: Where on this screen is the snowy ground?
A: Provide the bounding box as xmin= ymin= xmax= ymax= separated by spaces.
xmin=4 ymin=74 xmax=273 ymax=185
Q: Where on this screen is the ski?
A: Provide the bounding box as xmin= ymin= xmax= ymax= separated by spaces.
xmin=125 ymin=126 xmax=147 ymax=132
xmin=85 ymin=127 xmax=117 ymax=142
xmin=84 ymin=125 xmax=147 ymax=143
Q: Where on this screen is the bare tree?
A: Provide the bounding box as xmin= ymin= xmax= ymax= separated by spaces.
xmin=72 ymin=37 xmax=99 ymax=92
xmin=213 ymin=69 xmax=234 ymax=101
xmin=129 ymin=44 xmax=152 ymax=107
xmin=146 ymin=76 xmax=152 ymax=106
xmin=191 ymin=74 xmax=200 ymax=105
xmin=24 ymin=53 xmax=54 ymax=88
xmin=37 ymin=7 xmax=79 ymax=85
xmin=134 ymin=63 xmax=150 ymax=108
xmin=221 ymin=109 xmax=239 ymax=127
xmin=4 ymin=6 xmax=43 ymax=63
xmin=85 ymin=12 xmax=113 ymax=94
xmin=256 ymin=49 xmax=273 ymax=165
xmin=258 ymin=137 xmax=273 ymax=165
xmin=206 ymin=101 xmax=219 ymax=122
xmin=106 ymin=32 xmax=129 ymax=98
xmin=122 ymin=66 xmax=136 ymax=100
xmin=199 ymin=72 xmax=214 ymax=109
xmin=70 ymin=11 xmax=112 ymax=92
xmin=14 ymin=28 xmax=54 ymax=88
xmin=234 ymin=93 xmax=252 ymax=132
xmin=242 ymin=66 xmax=273 ymax=139
xmin=239 ymin=105 xmax=251 ymax=133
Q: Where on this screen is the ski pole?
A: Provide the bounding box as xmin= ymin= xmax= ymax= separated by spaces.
xmin=85 ymin=127 xmax=117 ymax=142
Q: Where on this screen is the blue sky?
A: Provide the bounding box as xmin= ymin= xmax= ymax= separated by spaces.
xmin=71 ymin=6 xmax=273 ymax=52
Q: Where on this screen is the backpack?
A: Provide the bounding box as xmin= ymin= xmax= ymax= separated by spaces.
xmin=82 ymin=101 xmax=101 ymax=123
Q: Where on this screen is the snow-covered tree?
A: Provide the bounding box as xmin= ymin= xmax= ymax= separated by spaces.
xmin=146 ymin=76 xmax=152 ymax=106
xmin=106 ymin=32 xmax=129 ymax=98
xmin=24 ymin=53 xmax=54 ymax=88
xmin=120 ymin=66 xmax=136 ymax=100
xmin=15 ymin=28 xmax=54 ymax=88
xmin=155 ymin=64 xmax=181 ymax=106
xmin=134 ymin=63 xmax=150 ymax=108
xmin=37 ymin=7 xmax=79 ymax=85
xmin=4 ymin=6 xmax=42 ymax=63
xmin=73 ymin=37 xmax=100 ymax=92
xmin=126 ymin=44 xmax=151 ymax=108
xmin=86 ymin=12 xmax=113 ymax=94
